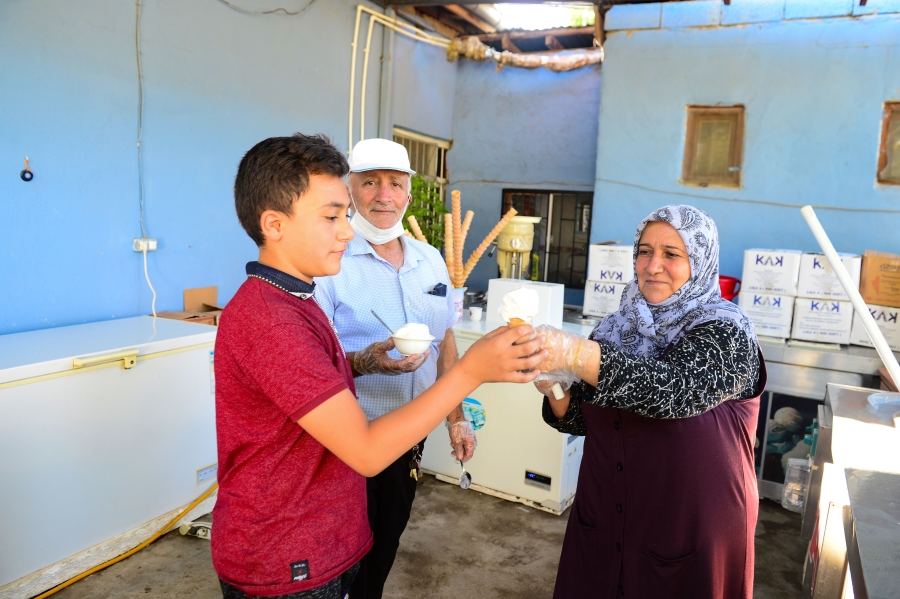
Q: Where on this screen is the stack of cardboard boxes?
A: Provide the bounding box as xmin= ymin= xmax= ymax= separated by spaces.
xmin=582 ymin=245 xmax=633 ymax=318
xmin=737 ymin=249 xmax=802 ymax=339
xmin=582 ymin=242 xmax=900 ymax=355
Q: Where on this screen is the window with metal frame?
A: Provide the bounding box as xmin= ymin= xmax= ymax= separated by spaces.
xmin=681 ymin=105 xmax=745 ymax=189
xmin=877 ymin=102 xmax=900 ymax=185
xmin=502 ymin=190 xmax=593 ymax=289
xmin=393 ymin=127 xmax=451 ymax=199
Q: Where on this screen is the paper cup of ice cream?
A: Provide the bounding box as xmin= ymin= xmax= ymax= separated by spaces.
xmin=392 ymin=323 xmax=435 ymax=356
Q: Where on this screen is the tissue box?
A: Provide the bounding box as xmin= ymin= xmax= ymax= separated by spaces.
xmin=849 ymin=304 xmax=900 ymax=352
xmin=741 ymin=249 xmax=802 ymax=296
xmin=790 ymin=298 xmax=853 ymax=344
xmin=738 ymin=293 xmax=794 ymax=339
xmin=796 ymin=253 xmax=861 ymax=301
xmin=587 ymin=245 xmax=634 ymax=285
xmin=486 ymin=279 xmax=565 ymax=328
xmin=583 ymin=281 xmax=626 ymax=318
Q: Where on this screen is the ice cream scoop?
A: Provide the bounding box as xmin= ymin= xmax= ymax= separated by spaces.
xmin=393 ymin=323 xmax=433 ymax=340
xmin=499 ymin=287 xmax=540 ymax=325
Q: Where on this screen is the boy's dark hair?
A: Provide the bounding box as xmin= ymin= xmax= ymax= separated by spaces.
xmin=235 ymin=133 xmax=349 ymax=246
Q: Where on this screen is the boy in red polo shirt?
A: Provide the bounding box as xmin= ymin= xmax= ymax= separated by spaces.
xmin=213 ymin=134 xmax=545 ymax=599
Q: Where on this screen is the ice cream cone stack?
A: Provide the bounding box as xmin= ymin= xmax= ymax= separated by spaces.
xmin=440 ymin=190 xmax=517 ymax=289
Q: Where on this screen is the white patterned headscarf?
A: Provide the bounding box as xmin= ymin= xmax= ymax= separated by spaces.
xmin=592 ymin=205 xmax=756 ymax=357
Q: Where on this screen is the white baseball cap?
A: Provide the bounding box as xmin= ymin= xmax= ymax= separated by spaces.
xmin=348 ymin=138 xmax=416 ymax=175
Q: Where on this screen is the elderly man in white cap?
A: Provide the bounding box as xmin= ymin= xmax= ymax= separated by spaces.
xmin=314 ymin=138 xmax=476 ymax=599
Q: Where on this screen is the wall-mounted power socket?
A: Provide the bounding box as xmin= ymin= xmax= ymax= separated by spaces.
xmin=133 ymin=237 xmax=158 ymax=252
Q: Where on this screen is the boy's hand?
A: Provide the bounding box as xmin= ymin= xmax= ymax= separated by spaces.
xmin=456 ymin=325 xmax=546 ymax=385
xmin=349 ymin=338 xmax=429 ymax=377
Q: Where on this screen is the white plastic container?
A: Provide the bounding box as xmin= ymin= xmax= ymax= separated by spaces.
xmin=781 ymin=457 xmax=811 ymax=513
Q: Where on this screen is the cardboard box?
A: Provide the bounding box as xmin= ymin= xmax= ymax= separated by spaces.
xmin=849 ymin=304 xmax=900 ymax=352
xmin=157 ymin=286 xmax=223 ymax=326
xmin=587 ymin=245 xmax=634 ymax=285
xmin=583 ymin=281 xmax=626 ymax=318
xmin=860 ymin=250 xmax=900 ymax=309
xmin=796 ymin=253 xmax=861 ymax=301
xmin=741 ymin=249 xmax=802 ymax=296
xmin=790 ymin=298 xmax=853 ymax=344
xmin=738 ymin=292 xmax=795 ymax=339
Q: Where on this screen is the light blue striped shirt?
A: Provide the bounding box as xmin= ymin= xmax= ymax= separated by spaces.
xmin=315 ymin=235 xmax=456 ymax=420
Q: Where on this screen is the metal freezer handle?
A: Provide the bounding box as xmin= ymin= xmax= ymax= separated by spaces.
xmin=73 ymin=349 xmax=140 ymax=370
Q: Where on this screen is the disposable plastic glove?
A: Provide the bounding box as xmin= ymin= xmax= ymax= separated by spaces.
xmin=446 ymin=420 xmax=477 ymax=462
xmin=350 ymin=338 xmax=429 ymax=376
xmin=532 ymin=325 xmax=598 ymax=394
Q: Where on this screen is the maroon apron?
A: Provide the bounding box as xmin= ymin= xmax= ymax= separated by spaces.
xmin=553 ymin=352 xmax=766 ymax=599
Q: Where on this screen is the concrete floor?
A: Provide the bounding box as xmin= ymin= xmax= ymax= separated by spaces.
xmin=47 ymin=476 xmax=806 ymax=599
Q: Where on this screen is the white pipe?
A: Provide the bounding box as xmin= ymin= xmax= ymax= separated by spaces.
xmin=348 ymin=5 xmax=363 ymax=151
xmin=800 ymin=205 xmax=900 ymax=388
xmin=360 ymin=14 xmax=376 ymax=143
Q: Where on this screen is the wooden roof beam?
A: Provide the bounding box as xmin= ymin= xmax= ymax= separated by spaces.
xmin=501 ymin=34 xmax=522 ymax=53
xmin=544 ymin=34 xmax=564 ymax=51
xmin=444 ymin=5 xmax=496 ymax=33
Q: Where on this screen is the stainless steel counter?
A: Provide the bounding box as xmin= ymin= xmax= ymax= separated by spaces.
xmin=759 ymin=339 xmax=896 ymax=400
xmin=844 ymin=469 xmax=900 ymax=599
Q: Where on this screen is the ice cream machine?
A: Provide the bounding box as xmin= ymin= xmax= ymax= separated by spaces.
xmin=496 ymin=216 xmax=542 ymax=280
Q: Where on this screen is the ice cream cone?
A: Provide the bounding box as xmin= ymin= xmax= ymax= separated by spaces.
xmin=507 ymin=317 xmax=528 ymax=328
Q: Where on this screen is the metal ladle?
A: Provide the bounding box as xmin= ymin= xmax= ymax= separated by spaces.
xmin=458 ymin=460 xmax=472 ymax=490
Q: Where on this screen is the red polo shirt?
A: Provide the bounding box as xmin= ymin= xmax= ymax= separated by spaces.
xmin=212 ymin=276 xmax=371 ymax=596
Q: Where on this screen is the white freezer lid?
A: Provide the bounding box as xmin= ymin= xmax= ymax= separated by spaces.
xmin=0 ymin=316 xmax=216 ymax=384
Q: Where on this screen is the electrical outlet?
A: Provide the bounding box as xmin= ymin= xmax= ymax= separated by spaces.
xmin=133 ymin=237 xmax=158 ymax=252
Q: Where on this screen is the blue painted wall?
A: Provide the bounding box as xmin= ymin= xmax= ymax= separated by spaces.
xmin=0 ymin=0 xmax=454 ymax=334
xmin=448 ymin=59 xmax=602 ymax=304
xmin=594 ymin=9 xmax=900 ymax=281
xmin=391 ymin=35 xmax=457 ymax=141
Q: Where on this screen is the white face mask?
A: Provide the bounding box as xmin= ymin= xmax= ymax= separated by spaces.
xmin=349 ymin=198 xmax=408 ymax=246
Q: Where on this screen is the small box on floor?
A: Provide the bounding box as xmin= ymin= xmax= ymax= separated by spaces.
xmin=790 ymin=298 xmax=853 ymax=344
xmin=741 ymin=249 xmax=802 ymax=296
xmin=849 ymin=304 xmax=900 ymax=352
xmin=738 ymin=293 xmax=794 ymax=339
xmin=860 ymin=250 xmax=900 ymax=309
xmin=796 ymin=253 xmax=861 ymax=301
xmin=587 ymin=245 xmax=634 ymax=285
xmin=583 ymin=281 xmax=625 ymax=318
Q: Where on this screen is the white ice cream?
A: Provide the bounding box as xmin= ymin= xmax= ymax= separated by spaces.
xmin=393 ymin=322 xmax=434 ymax=340
xmin=499 ymin=287 xmax=540 ymax=323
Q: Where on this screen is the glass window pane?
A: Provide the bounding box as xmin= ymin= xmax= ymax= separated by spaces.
xmin=880 ymin=108 xmax=900 ymax=184
xmin=693 ymin=119 xmax=733 ymax=177
xmin=561 ymin=195 xmax=576 ymax=220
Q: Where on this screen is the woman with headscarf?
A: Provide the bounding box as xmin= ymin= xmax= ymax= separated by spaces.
xmin=533 ymin=205 xmax=766 ymax=599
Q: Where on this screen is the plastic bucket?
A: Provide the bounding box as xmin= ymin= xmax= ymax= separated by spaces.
xmin=719 ymin=275 xmax=741 ymax=301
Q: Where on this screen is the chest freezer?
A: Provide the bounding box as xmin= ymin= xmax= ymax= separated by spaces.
xmin=0 ymin=316 xmax=217 ymax=596
xmin=421 ymin=319 xmax=592 ymax=515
